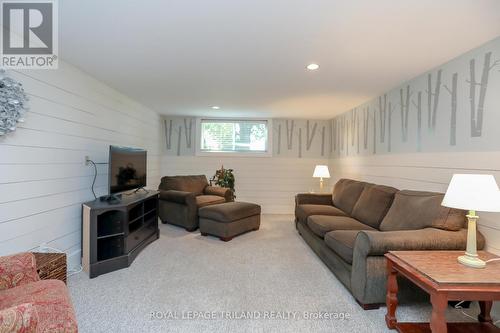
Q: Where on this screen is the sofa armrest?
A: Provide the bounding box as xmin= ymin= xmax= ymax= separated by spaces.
xmin=0 ymin=253 xmax=40 ymax=291
xmin=159 ymin=190 xmax=196 ymax=205
xmin=204 ymin=186 xmax=232 ymax=201
xmin=0 ymin=303 xmax=38 ymax=331
xmin=295 ymin=193 xmax=333 ymax=206
xmin=355 ymin=228 xmax=484 ymax=257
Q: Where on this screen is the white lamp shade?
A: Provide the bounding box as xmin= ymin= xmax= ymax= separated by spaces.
xmin=313 ymin=165 xmax=330 ymax=178
xmin=442 ymin=174 xmax=500 ymax=212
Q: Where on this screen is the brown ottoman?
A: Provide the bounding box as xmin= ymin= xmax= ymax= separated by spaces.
xmin=198 ymin=202 xmax=261 ymax=241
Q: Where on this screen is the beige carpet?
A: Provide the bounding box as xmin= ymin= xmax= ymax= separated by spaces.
xmin=69 ymin=215 xmax=479 ymax=332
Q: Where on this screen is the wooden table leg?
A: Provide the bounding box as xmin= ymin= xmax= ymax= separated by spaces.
xmin=430 ymin=293 xmax=448 ymax=333
xmin=478 ymin=301 xmax=493 ymax=323
xmin=385 ymin=260 xmax=399 ymax=329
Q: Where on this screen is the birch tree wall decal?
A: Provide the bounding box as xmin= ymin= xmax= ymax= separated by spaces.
xmin=444 ymin=73 xmax=458 ymax=145
xmin=426 ymin=70 xmax=442 ymax=131
xmin=372 ymin=108 xmax=377 ymax=154
xmin=337 ymin=117 xmax=344 ymax=155
xmin=298 ymin=127 xmax=302 ymax=158
xmin=341 ymin=116 xmax=345 ymax=152
xmin=356 ymin=111 xmax=360 ymax=154
xmin=330 ymin=120 xmax=334 ymax=153
xmin=306 ymin=120 xmax=318 ymax=150
xmin=183 ymin=118 xmax=192 ymax=148
xmin=332 ymin=119 xmax=337 ymax=152
xmin=321 ymin=126 xmax=326 ymax=156
xmin=388 ymin=102 xmax=394 ymax=152
xmin=277 ymin=124 xmax=281 ymax=154
xmin=400 ymin=85 xmax=411 ymax=142
xmin=164 ymin=119 xmax=173 ymax=150
xmin=350 ymin=109 xmax=356 ymax=147
xmin=412 ymin=92 xmax=423 ymax=151
xmin=363 ymin=107 xmax=369 ymax=150
xmin=346 ymin=116 xmax=349 ymax=155
xmin=176 ymin=126 xmax=182 ymax=156
xmin=286 ymin=120 xmax=295 ymax=149
xmin=468 ymin=52 xmax=499 ymax=137
xmin=378 ymin=95 xmax=387 ymax=142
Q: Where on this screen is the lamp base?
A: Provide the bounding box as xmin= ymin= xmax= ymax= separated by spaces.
xmin=458 ymin=254 xmax=486 ymax=269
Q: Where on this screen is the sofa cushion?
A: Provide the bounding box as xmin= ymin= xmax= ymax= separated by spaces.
xmin=0 ymin=280 xmax=78 ymax=332
xmin=198 ymin=202 xmax=261 ymax=222
xmin=332 ymin=179 xmax=367 ymax=215
xmin=351 ymin=184 xmax=398 ymax=229
xmin=379 ymin=190 xmax=444 ymax=231
xmin=0 ymin=253 xmax=40 ymax=291
xmin=196 ymin=195 xmax=226 ymax=208
xmin=432 ymin=206 xmax=467 ymax=231
xmin=160 ymin=175 xmax=208 ymax=195
xmin=307 ymin=215 xmax=375 ymax=238
xmin=324 ymin=230 xmax=362 ymax=264
xmin=0 ymin=303 xmax=37 ymax=333
xmin=295 ymin=204 xmax=347 ymax=225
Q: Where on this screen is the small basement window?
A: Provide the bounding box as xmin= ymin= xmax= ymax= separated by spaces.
xmin=196 ymin=118 xmax=271 ymax=156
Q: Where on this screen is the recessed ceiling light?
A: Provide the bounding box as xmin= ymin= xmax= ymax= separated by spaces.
xmin=306 ymin=63 xmax=320 ymax=71
xmin=211 ymin=106 xmax=220 ymax=110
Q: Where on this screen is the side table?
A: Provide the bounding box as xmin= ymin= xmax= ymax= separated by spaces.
xmin=33 ymin=252 xmax=67 ymax=284
xmin=385 ymin=250 xmax=500 ymax=333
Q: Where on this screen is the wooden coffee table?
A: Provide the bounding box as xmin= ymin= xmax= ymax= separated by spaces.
xmin=385 ymin=251 xmax=500 ymax=333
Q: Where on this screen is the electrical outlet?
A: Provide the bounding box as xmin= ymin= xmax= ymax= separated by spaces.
xmin=85 ymin=156 xmax=90 ymax=165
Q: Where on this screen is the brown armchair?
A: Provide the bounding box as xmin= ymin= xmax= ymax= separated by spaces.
xmin=158 ymin=175 xmax=232 ymax=231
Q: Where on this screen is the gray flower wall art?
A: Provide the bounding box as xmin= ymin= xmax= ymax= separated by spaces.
xmin=0 ymin=70 xmax=29 ymax=136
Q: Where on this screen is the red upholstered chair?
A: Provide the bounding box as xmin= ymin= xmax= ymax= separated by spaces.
xmin=0 ymin=252 xmax=78 ymax=332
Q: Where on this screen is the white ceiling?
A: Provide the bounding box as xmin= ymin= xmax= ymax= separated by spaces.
xmin=59 ymin=0 xmax=500 ymax=119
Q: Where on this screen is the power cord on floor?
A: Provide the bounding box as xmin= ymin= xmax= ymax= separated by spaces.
xmin=486 ymin=258 xmax=500 ymax=264
xmin=454 ymin=301 xmax=477 ymax=321
xmin=67 ymin=265 xmax=83 ymax=277
xmin=455 ymin=301 xmax=500 ymax=326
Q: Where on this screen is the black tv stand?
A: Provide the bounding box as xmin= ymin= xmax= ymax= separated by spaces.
xmin=82 ymin=191 xmax=159 ymax=278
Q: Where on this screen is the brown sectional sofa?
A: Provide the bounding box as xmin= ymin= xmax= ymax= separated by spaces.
xmin=295 ymin=179 xmax=485 ymax=309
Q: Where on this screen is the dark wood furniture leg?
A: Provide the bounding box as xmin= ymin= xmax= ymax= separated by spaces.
xmin=430 ymin=293 xmax=448 ymax=333
xmin=478 ymin=301 xmax=493 ymax=323
xmin=385 ymin=260 xmax=399 ymax=329
xmin=356 ymin=299 xmax=381 ymax=310
xmin=220 ymin=236 xmax=233 ymax=242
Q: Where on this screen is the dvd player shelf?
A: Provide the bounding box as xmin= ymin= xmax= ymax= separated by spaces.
xmin=82 ymin=191 xmax=159 ymax=278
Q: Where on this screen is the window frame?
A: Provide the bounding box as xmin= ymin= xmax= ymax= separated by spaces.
xmin=195 ymin=117 xmax=273 ymax=157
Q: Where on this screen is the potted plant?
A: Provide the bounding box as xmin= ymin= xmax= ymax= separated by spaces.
xmin=211 ymin=165 xmax=235 ymax=201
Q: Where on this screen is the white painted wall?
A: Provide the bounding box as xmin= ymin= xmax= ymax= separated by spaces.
xmin=0 ymin=62 xmax=162 ymax=269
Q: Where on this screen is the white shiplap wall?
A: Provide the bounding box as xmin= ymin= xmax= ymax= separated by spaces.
xmin=0 ymin=62 xmax=162 ymax=268
xmin=161 ymin=156 xmax=330 ymax=214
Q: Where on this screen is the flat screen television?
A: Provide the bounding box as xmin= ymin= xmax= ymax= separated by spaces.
xmin=109 ymin=146 xmax=147 ymax=195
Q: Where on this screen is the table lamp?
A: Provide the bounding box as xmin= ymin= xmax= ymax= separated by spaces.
xmin=313 ymin=165 xmax=330 ymax=192
xmin=442 ymin=174 xmax=500 ymax=268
